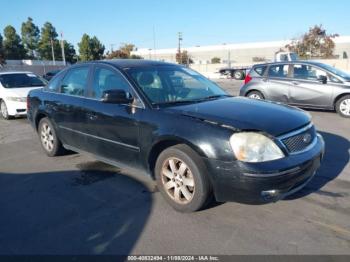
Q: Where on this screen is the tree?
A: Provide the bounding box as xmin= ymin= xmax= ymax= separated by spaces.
xmin=105 ymin=43 xmax=142 ymax=59
xmin=3 ymin=25 xmax=26 ymax=59
xmin=0 ymin=33 xmax=5 ymax=65
xmin=21 ymin=17 xmax=40 ymax=58
xmin=62 ymin=41 xmax=77 ymax=63
xmin=176 ymin=50 xmax=193 ymax=65
xmin=38 ymin=22 xmax=60 ymax=60
xmin=252 ymin=56 xmax=266 ymax=62
xmin=211 ymin=57 xmax=221 ymax=64
xmin=90 ymin=36 xmax=105 ymax=60
xmin=78 ymin=34 xmax=105 ymax=61
xmin=285 ymin=25 xmax=338 ymax=59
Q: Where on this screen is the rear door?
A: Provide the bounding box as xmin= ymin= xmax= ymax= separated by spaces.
xmin=52 ymin=65 xmax=92 ymax=150
xmin=83 ymin=64 xmax=143 ymax=167
xmin=265 ymin=64 xmax=292 ymax=103
xmin=288 ymin=64 xmax=333 ymax=108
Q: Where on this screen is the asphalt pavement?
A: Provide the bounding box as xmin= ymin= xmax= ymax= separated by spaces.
xmin=0 ymin=79 xmax=349 ymax=255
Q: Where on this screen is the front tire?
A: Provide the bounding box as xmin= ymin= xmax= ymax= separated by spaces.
xmin=0 ymin=100 xmax=13 ymax=120
xmin=247 ymin=91 xmax=264 ymax=100
xmin=38 ymin=117 xmax=64 ymax=156
xmin=336 ymin=95 xmax=350 ymax=118
xmin=155 ymin=144 xmax=211 ymax=212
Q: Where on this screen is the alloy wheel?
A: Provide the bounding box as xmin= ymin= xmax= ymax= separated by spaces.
xmin=249 ymin=93 xmax=262 ymax=100
xmin=339 ymin=99 xmax=350 ymax=116
xmin=161 ymin=157 xmax=195 ymax=204
xmin=40 ymin=123 xmax=55 ymax=152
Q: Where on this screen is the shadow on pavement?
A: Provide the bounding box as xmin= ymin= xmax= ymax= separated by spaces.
xmin=286 ymin=131 xmax=350 ymax=200
xmin=0 ymin=166 xmax=152 ymax=255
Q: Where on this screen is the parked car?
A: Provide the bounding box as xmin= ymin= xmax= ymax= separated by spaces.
xmin=0 ymin=71 xmax=47 ymax=119
xmin=240 ymin=61 xmax=350 ymax=118
xmin=43 ymin=69 xmax=61 ymax=81
xmin=27 ymin=60 xmax=324 ymax=212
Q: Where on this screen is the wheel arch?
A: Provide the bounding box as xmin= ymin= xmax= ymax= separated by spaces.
xmin=35 ymin=112 xmax=49 ymax=130
xmin=246 ymin=89 xmax=265 ymax=99
xmin=334 ymin=93 xmax=350 ymax=108
xmin=147 ymin=136 xmax=207 ymax=179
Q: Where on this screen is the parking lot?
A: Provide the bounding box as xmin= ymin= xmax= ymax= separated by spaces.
xmin=0 ymin=79 xmax=349 ymax=255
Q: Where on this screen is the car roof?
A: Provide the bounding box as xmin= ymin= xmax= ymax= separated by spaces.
xmin=78 ymin=59 xmax=179 ymax=69
xmin=253 ymin=60 xmax=326 ymax=67
xmin=0 ymin=71 xmax=36 ymax=75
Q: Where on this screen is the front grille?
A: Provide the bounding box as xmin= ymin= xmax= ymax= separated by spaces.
xmin=281 ymin=125 xmax=316 ymax=153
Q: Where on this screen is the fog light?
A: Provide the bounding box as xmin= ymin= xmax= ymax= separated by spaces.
xmin=261 ymin=189 xmax=278 ymax=200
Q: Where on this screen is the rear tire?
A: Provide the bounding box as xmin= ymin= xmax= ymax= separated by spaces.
xmin=155 ymin=144 xmax=211 ymax=212
xmin=38 ymin=117 xmax=64 ymax=156
xmin=247 ymin=91 xmax=264 ymax=100
xmin=0 ymin=100 xmax=13 ymax=120
xmin=336 ymin=95 xmax=350 ymax=118
xmin=233 ymin=70 xmax=245 ymax=80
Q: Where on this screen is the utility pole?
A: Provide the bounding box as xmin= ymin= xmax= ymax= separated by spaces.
xmin=60 ymin=32 xmax=66 ymax=66
xmin=50 ymin=38 xmax=56 ymax=65
xmin=153 ymin=26 xmax=156 ymax=59
xmin=178 ymin=32 xmax=183 ymax=64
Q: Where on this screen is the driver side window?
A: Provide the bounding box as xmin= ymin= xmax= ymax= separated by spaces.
xmin=92 ymin=67 xmax=132 ymax=99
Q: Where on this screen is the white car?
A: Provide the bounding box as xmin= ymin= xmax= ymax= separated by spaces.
xmin=0 ymin=71 xmax=47 ymax=119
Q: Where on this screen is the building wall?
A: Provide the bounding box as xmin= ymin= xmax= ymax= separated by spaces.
xmin=132 ymin=36 xmax=350 ymax=65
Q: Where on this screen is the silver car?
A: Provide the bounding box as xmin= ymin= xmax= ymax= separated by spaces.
xmin=240 ymin=61 xmax=350 ymax=118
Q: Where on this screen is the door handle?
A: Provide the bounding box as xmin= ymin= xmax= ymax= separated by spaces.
xmin=86 ymin=112 xmax=98 ymax=120
xmin=292 ymin=81 xmax=299 ymax=85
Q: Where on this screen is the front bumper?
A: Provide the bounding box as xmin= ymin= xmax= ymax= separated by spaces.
xmin=5 ymin=100 xmax=27 ymax=116
xmin=205 ymin=134 xmax=325 ymax=204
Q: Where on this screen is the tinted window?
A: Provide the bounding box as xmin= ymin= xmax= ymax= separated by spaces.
xmin=92 ymin=67 xmax=131 ymax=99
xmin=253 ymin=65 xmax=267 ymax=76
xmin=61 ymin=67 xmax=89 ymax=96
xmin=268 ymin=65 xmax=289 ymax=78
xmin=293 ymin=64 xmax=327 ymax=80
xmin=0 ymin=73 xmax=46 ymax=88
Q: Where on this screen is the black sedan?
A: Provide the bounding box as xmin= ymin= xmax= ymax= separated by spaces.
xmin=27 ymin=60 xmax=324 ymax=212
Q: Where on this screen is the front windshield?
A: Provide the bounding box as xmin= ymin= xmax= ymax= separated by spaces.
xmin=319 ymin=63 xmax=350 ymax=80
xmin=0 ymin=73 xmax=47 ymax=88
xmin=126 ymin=66 xmax=228 ymax=106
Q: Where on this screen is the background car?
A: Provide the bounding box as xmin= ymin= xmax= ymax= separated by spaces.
xmin=240 ymin=61 xmax=350 ymax=118
xmin=0 ymin=71 xmax=47 ymax=119
xmin=43 ymin=69 xmax=61 ymax=81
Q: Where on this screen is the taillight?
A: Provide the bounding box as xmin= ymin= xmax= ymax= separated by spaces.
xmin=244 ymin=74 xmax=252 ymax=84
xmin=26 ymin=96 xmax=30 ymax=112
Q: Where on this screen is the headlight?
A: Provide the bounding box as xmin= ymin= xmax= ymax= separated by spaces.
xmin=230 ymin=132 xmax=284 ymax=162
xmin=6 ymin=97 xmax=26 ymax=102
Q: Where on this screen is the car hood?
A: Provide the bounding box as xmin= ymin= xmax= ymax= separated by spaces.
xmin=4 ymin=87 xmax=43 ymax=97
xmin=164 ymin=97 xmax=311 ymax=137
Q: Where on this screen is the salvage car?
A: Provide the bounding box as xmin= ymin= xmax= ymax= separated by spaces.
xmin=0 ymin=71 xmax=47 ymax=119
xmin=27 ymin=60 xmax=324 ymax=212
xmin=240 ymin=61 xmax=350 ymax=118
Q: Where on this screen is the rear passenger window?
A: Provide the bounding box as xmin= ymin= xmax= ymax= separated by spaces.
xmin=268 ymin=65 xmax=289 ymax=78
xmin=60 ymin=66 xmax=89 ymax=96
xmin=254 ymin=66 xmax=267 ymax=76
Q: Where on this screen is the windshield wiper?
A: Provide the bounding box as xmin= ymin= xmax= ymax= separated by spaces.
xmin=153 ymin=95 xmax=232 ymax=107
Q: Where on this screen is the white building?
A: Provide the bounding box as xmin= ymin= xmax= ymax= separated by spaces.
xmin=132 ymin=36 xmax=350 ymax=65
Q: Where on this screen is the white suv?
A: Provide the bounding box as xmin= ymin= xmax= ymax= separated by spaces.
xmin=0 ymin=72 xmax=47 ymax=119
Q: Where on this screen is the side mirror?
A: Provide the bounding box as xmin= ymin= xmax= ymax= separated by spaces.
xmin=101 ymin=89 xmax=133 ymax=104
xmin=318 ymin=75 xmax=327 ymax=84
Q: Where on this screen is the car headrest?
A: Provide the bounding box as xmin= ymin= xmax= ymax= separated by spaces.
xmin=138 ymin=72 xmax=155 ymax=86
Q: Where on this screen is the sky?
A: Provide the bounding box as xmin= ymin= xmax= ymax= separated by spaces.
xmin=0 ymin=0 xmax=349 ymax=52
